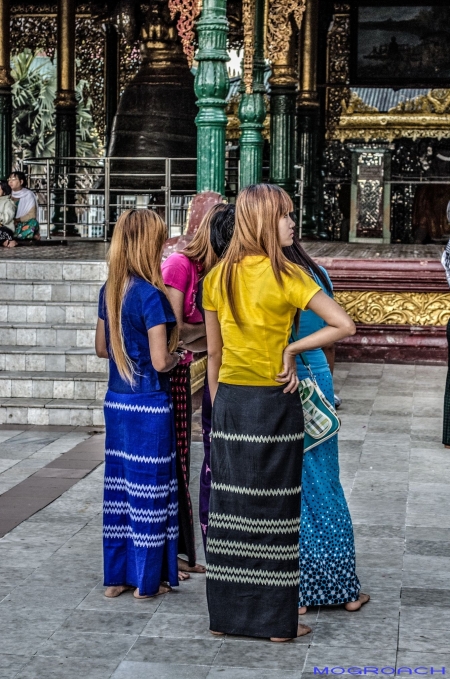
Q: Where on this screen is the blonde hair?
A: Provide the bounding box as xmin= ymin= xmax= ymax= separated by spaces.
xmin=182 ymin=203 xmax=224 ymax=274
xmin=220 ymin=184 xmax=306 ymax=323
xmin=105 ymin=208 xmax=178 ymax=385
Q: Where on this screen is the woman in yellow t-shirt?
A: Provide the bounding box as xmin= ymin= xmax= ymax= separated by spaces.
xmin=203 ymin=183 xmax=355 ymax=643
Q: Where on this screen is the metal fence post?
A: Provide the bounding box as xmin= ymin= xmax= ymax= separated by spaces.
xmin=165 ymin=158 xmax=172 ymax=236
xmin=104 ymin=157 xmax=110 ymax=241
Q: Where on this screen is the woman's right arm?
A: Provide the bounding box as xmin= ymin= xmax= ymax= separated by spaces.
xmin=205 ymin=310 xmax=223 ymax=404
xmin=148 ymin=323 xmax=182 ymax=373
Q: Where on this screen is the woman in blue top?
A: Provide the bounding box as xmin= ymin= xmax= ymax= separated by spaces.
xmin=96 ymin=208 xmax=183 ymax=599
xmin=285 ymin=236 xmax=369 ymax=613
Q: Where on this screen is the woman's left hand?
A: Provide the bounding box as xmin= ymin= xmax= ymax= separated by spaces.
xmin=276 ymin=347 xmax=299 ymax=394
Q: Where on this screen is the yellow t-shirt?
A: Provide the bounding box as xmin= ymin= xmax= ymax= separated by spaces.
xmin=202 ymin=255 xmax=321 ymax=386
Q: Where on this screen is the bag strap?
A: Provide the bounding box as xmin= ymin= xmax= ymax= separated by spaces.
xmin=299 ymin=353 xmax=317 ymax=384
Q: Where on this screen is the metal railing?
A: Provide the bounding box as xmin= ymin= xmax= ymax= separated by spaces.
xmin=19 ymin=155 xmax=305 ymax=241
xmin=19 ymin=157 xmax=197 ymax=241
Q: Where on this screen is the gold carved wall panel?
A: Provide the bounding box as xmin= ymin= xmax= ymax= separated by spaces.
xmin=335 ymin=291 xmax=450 ymax=326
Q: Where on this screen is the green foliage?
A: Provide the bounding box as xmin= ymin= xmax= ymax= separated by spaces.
xmin=11 ymin=48 xmax=101 ymax=161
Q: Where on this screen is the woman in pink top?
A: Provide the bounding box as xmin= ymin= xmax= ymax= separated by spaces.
xmin=162 ymin=220 xmax=217 ymax=575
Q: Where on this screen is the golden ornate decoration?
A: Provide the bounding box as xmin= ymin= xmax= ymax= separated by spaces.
xmin=226 ymin=93 xmax=270 ymax=140
xmin=267 ymin=0 xmax=306 ymax=64
xmin=242 ymin=0 xmax=256 ymax=94
xmin=335 ymin=89 xmax=450 ymax=143
xmin=325 ymin=4 xmax=350 ymax=138
xmin=335 ymin=291 xmax=450 ymax=327
xmin=169 ymin=0 xmax=202 ymax=67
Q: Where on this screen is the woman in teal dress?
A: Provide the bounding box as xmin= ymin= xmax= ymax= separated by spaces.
xmin=285 ymin=237 xmax=369 ymax=613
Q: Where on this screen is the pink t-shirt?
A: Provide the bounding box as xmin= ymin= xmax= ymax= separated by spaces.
xmin=161 ymin=252 xmax=204 ymax=364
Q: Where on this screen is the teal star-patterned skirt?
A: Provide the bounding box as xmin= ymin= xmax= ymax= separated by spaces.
xmin=299 ymin=369 xmax=361 ymax=607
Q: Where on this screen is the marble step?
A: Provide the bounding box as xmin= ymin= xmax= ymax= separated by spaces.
xmin=0 ymin=371 xmax=107 ymax=401
xmin=0 ymin=397 xmax=104 ymax=426
xmin=0 ymin=301 xmax=98 ymax=325
xmin=0 ymin=346 xmax=107 ymax=373
xmin=0 ymin=280 xmax=103 ymax=303
xmin=0 ymin=260 xmax=107 ymax=282
xmin=0 ymin=323 xmax=95 ymax=347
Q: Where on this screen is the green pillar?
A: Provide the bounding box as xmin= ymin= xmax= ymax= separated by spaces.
xmin=0 ymin=0 xmax=12 ymax=178
xmin=297 ymin=0 xmax=320 ymax=237
xmin=238 ymin=0 xmax=266 ymax=188
xmin=269 ymin=27 xmax=297 ymax=196
xmin=194 ymin=0 xmax=229 ymax=195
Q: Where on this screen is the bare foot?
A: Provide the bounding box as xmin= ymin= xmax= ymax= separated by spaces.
xmin=178 ymin=571 xmax=190 ymax=581
xmin=133 ymin=583 xmax=172 ymax=599
xmin=298 ymin=606 xmax=308 ymax=615
xmin=270 ymin=623 xmax=312 ymax=642
xmin=210 ymin=630 xmax=225 ymax=636
xmin=344 ymin=593 xmax=370 ymax=611
xmin=445 ymin=445 xmax=450 ymax=449
xmin=177 ymin=557 xmax=206 ymax=574
xmin=104 ymin=585 xmax=133 ymax=598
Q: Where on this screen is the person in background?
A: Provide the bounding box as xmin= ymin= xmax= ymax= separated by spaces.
xmin=181 ymin=203 xmax=236 ymax=550
xmin=203 ymin=183 xmax=356 ymax=642
xmin=95 ymin=208 xmax=182 ymax=599
xmin=162 ymin=215 xmax=218 ymax=577
xmin=442 ymin=238 xmax=450 ymax=448
xmin=284 ymin=235 xmax=369 ymax=614
xmin=0 ymin=180 xmax=17 ymax=246
xmin=6 ymin=171 xmax=40 ymax=246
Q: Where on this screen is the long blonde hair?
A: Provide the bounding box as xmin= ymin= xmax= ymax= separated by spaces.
xmin=182 ymin=203 xmax=224 ymax=274
xmin=105 ymin=208 xmax=178 ymax=384
xmin=220 ymin=183 xmax=305 ymax=323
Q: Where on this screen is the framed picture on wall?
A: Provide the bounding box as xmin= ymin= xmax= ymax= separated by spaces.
xmin=350 ymin=1 xmax=450 ymax=86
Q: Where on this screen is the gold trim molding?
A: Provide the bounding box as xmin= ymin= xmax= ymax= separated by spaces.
xmin=334 ymin=90 xmax=450 ymax=143
xmin=335 ymin=291 xmax=450 ymax=327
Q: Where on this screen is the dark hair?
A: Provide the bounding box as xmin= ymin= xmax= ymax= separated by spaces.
xmin=210 ymin=203 xmax=235 ymax=258
xmin=283 ymin=235 xmax=332 ymax=295
xmin=0 ymin=180 xmax=11 ymax=196
xmin=9 ymin=171 xmax=27 ymax=188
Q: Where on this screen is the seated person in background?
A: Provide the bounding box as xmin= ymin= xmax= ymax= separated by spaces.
xmin=5 ymin=171 xmax=40 ymax=247
xmin=0 ymin=180 xmax=17 ymax=246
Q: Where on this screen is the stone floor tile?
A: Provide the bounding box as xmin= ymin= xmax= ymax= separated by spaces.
xmin=212 ymin=639 xmax=308 ymax=670
xmin=59 ymin=609 xmax=152 ymax=636
xmin=141 ymin=612 xmax=212 ymax=639
xmin=37 ymin=630 xmax=137 ymax=661
xmin=312 ymin=621 xmax=398 ymax=650
xmin=399 ymin=606 xmax=450 ymax=630
xmin=395 ymin=651 xmax=450 ymax=670
xmin=3 ymin=584 xmax=93 ymax=609
xmin=127 ymin=637 xmax=222 ymax=665
xmin=0 ymin=654 xmax=31 ymax=679
xmin=76 ymin=588 xmax=164 ymax=613
xmin=401 ymin=588 xmax=450 ymax=607
xmin=111 ymin=661 xmax=211 ymax=679
xmin=208 ymin=668 xmax=302 ymax=679
xmin=15 ymin=655 xmax=120 ymax=679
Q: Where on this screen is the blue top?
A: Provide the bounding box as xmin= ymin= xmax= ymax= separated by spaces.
xmin=98 ymin=277 xmax=176 ymax=394
xmin=290 ymin=267 xmax=333 ymax=379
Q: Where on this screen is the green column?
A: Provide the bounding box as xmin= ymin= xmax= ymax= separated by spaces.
xmin=194 ymin=0 xmax=229 ymax=195
xmin=297 ymin=0 xmax=321 ymax=237
xmin=269 ymin=51 xmax=297 ymax=195
xmin=0 ymin=0 xmax=12 ymax=178
xmin=238 ymin=0 xmax=266 ymax=188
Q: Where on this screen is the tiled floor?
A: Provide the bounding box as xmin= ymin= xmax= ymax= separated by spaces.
xmin=0 ymin=362 xmax=448 ymax=679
